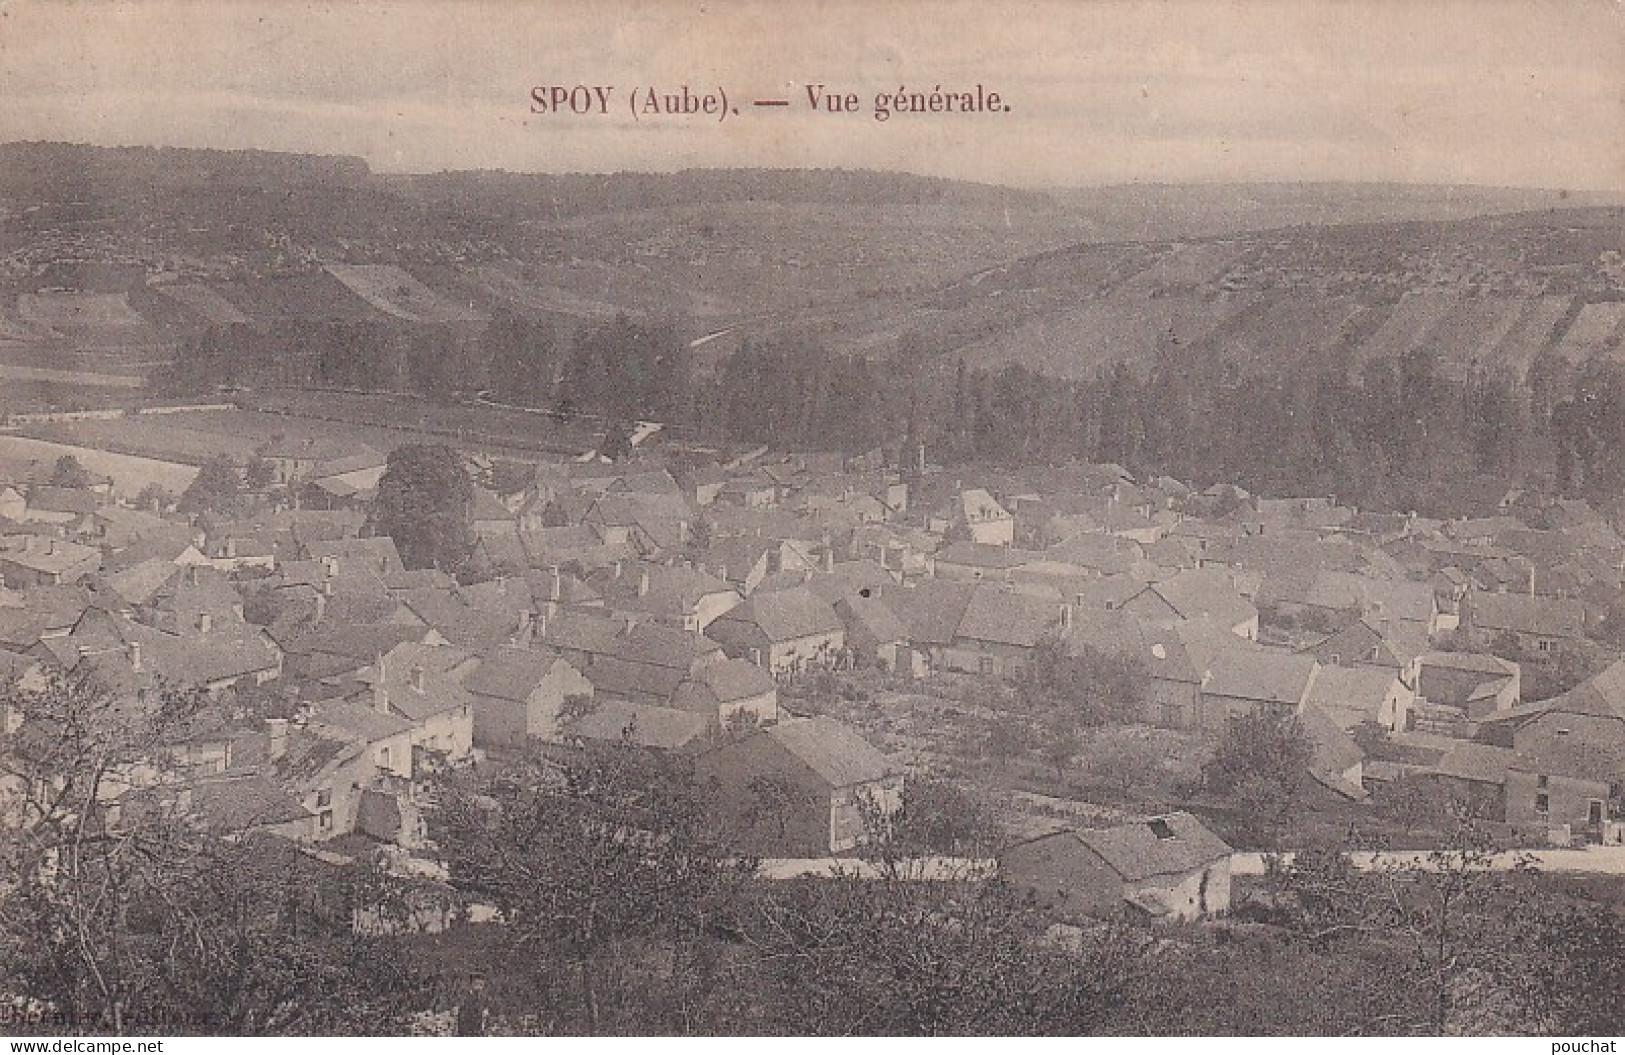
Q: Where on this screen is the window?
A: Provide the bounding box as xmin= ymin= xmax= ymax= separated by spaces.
xmin=1537 ymin=639 xmax=1553 ymax=653
xmin=319 ymin=810 xmax=333 ymax=831
xmin=1535 ymin=793 xmax=1549 ymax=815
xmin=1590 ymin=800 xmax=1605 ymax=826
xmin=379 ymin=746 xmax=391 ymax=767
xmin=1329 ymin=653 xmax=1340 ymax=666
xmin=1148 ymin=818 xmax=1175 ymax=840
xmin=1538 ymin=775 xmax=1549 ymax=789
xmin=316 ymin=789 xmax=332 ymax=808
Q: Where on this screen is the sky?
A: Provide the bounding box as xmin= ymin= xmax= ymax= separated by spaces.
xmin=0 ymin=0 xmax=1621 ymax=190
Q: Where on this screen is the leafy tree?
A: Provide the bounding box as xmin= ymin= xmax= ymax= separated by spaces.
xmin=1270 ymin=818 xmax=1537 ymax=1035
xmin=133 ymin=482 xmax=174 ymax=513
xmin=48 ymin=455 xmax=92 ymax=490
xmin=1202 ymin=714 xmax=1314 ymax=848
xmin=982 ymin=712 xmax=1032 ymax=766
xmin=244 ymin=456 xmax=277 ymax=492
xmin=0 ymin=669 xmax=420 ymax=1034
xmin=1017 ymin=638 xmax=1145 ymax=727
xmin=872 ymin=778 xmax=1001 ymax=861
xmin=726 ymin=874 xmax=1117 ymax=1035
xmin=367 ymin=443 xmax=475 ymax=573
xmin=1038 ymin=718 xmax=1082 ymax=781
xmin=178 ymin=455 xmax=243 ymax=516
xmin=1082 ymin=727 xmax=1163 ymax=801
xmin=427 ymin=746 xmax=754 ymax=1033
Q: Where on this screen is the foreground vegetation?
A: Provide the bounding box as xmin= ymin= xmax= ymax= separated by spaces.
xmin=4 ymin=672 xmax=1624 ymax=1037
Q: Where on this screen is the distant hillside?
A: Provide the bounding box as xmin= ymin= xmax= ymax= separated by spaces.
xmin=1046 ymin=182 xmax=1624 ymax=242
xmin=1 ymin=141 xmax=1621 ymax=394
xmin=784 ymin=206 xmax=1625 ymax=384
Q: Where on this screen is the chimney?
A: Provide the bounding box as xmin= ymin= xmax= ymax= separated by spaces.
xmin=196 ymin=612 xmax=212 ymax=634
xmin=822 ymin=546 xmax=835 ymax=575
xmin=547 ymin=564 xmax=562 ymax=603
xmin=128 ymin=640 xmax=142 ymax=673
xmin=267 ymin=717 xmax=288 ymax=762
xmin=187 ymin=564 xmax=199 ymax=586
xmin=613 ymin=560 xmax=624 ymax=580
xmin=313 ymin=590 xmax=327 ymax=624
xmin=373 ymin=655 xmax=390 ymax=714
xmin=517 ymin=609 xmax=534 ymax=644
xmin=536 ymin=610 xmax=549 ymax=640
xmin=1059 ymin=603 xmax=1073 ymax=631
xmin=45 ymin=539 xmax=55 ymax=556
xmin=225 ymin=538 xmax=238 ymax=559
xmin=410 ymin=664 xmax=426 ymax=694
xmin=638 ymin=567 xmax=650 ymax=598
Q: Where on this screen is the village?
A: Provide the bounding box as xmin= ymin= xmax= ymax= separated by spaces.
xmin=5 ymin=406 xmax=1625 ymax=943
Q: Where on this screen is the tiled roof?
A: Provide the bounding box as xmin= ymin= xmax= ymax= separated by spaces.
xmin=1074 ymin=812 xmax=1232 ymax=882
xmin=1202 ymin=649 xmax=1317 ymax=706
xmin=568 ymin=699 xmax=708 ymax=750
xmin=954 ymin=586 xmax=1063 ymax=648
xmin=713 ymin=587 xmax=842 ymax=644
xmin=464 ymin=646 xmax=565 ymax=703
xmin=764 ymin=716 xmax=898 ymax=789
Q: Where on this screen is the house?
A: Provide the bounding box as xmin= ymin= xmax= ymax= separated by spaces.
xmin=270 ymin=709 xmax=413 ymax=842
xmin=1068 ymin=609 xmax=1205 ymax=728
xmin=1200 ymin=650 xmax=1319 ymax=729
xmin=942 ymin=586 xmax=1067 ymax=678
xmin=1462 ymin=591 xmax=1585 ymax=657
xmin=1423 ymin=741 xmax=1612 ymax=841
xmin=696 ymin=716 xmax=903 ymax=856
xmin=1301 ymin=616 xmax=1431 ymax=674
xmin=669 ymin=657 xmax=779 ymax=726
xmin=1301 ymin=663 xmax=1413 ymax=732
xmin=0 ymin=536 xmax=100 ymax=588
xmin=590 ymin=560 xmax=741 ymax=632
xmin=931 ymin=542 xmax=1033 ymax=582
xmin=1298 ymin=706 xmax=1369 ymax=801
xmin=1122 ymin=568 xmax=1260 ymax=641
xmin=462 ymin=645 xmax=595 ymax=749
xmin=834 ymin=595 xmax=919 ymax=676
xmin=365 ymin=643 xmax=478 ymax=767
xmin=704 ymin=586 xmax=846 ymax=675
xmin=877 ymin=579 xmax=972 ymax=676
xmin=564 ymin=698 xmax=711 ymax=752
xmin=1412 ymin=651 xmax=1521 ymax=723
xmin=951 ymin=488 xmax=1015 ymax=546
xmin=1476 ymin=659 xmax=1625 ymax=789
xmin=1299 ymin=571 xmax=1440 ymax=635
xmin=999 ymin=812 xmax=1232 ymax=922
xmin=21 ymin=485 xmax=99 ymax=528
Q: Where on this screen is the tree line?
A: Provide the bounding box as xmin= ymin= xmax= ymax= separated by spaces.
xmin=159 ymin=308 xmax=1625 ymax=515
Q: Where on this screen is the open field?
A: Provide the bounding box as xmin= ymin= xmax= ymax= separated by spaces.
xmin=0 ymin=434 xmax=198 ymax=495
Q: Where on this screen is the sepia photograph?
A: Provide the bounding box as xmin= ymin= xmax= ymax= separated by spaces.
xmin=0 ymin=0 xmax=1623 ymax=1041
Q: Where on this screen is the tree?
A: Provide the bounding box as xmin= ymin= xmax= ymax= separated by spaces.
xmin=0 ymin=669 xmax=420 ymax=1034
xmin=982 ymin=712 xmax=1032 ymax=767
xmin=244 ymin=457 xmax=277 ymax=492
xmin=178 ymin=455 xmax=243 ymax=516
xmin=1202 ymin=714 xmax=1314 ymax=848
xmin=1270 ymin=818 xmax=1537 ymax=1035
xmin=1016 ymin=638 xmax=1147 ymax=727
xmin=133 ymin=482 xmax=174 ymax=514
xmin=48 ymin=455 xmax=92 ymax=490
xmin=427 ymin=746 xmax=754 ymax=1033
xmin=726 ymin=871 xmax=1145 ymax=1035
xmin=367 ymin=444 xmax=475 ymax=573
xmin=1082 ymin=727 xmax=1163 ymax=801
